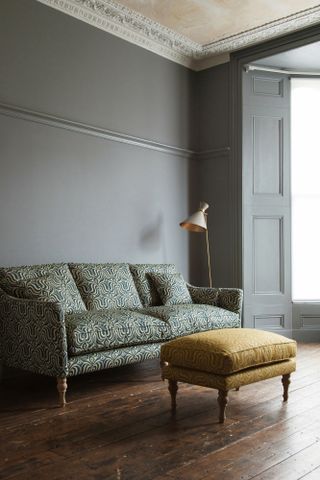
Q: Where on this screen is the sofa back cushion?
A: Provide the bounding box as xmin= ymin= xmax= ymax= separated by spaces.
xmin=69 ymin=263 xmax=142 ymax=310
xmin=129 ymin=264 xmax=178 ymax=307
xmin=149 ymin=272 xmax=192 ymax=306
xmin=0 ymin=263 xmax=86 ymax=313
xmin=5 ymin=274 xmax=85 ymax=314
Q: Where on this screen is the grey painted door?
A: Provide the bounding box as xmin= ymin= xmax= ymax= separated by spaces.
xmin=242 ymin=70 xmax=292 ymax=336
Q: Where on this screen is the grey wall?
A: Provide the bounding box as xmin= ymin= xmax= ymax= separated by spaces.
xmin=0 ymin=0 xmax=195 ymax=150
xmin=191 ymin=63 xmax=235 ymax=287
xmin=0 ymin=0 xmax=196 ymax=279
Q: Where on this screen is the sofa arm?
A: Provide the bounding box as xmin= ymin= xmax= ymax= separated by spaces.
xmin=217 ymin=288 xmax=243 ymax=316
xmin=0 ymin=287 xmax=68 ymax=377
xmin=187 ymin=284 xmax=243 ymax=316
xmin=187 ymin=284 xmax=219 ymax=305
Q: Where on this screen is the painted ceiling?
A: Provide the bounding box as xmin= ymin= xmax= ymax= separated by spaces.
xmin=117 ymin=0 xmax=320 ymax=46
xmin=37 ymin=0 xmax=320 ymax=70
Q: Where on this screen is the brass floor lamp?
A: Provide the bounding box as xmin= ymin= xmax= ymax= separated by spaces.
xmin=180 ymin=201 xmax=213 ymax=288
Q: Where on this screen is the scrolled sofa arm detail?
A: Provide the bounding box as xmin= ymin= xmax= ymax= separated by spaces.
xmin=187 ymin=284 xmax=219 ymax=305
xmin=0 ymin=288 xmax=68 ymax=377
xmin=217 ymin=288 xmax=243 ymax=316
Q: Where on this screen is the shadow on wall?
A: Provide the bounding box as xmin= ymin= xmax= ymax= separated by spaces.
xmin=139 ymin=213 xmax=167 ymax=261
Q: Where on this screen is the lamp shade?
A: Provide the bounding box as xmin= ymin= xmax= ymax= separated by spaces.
xmin=180 ymin=201 xmax=209 ymax=233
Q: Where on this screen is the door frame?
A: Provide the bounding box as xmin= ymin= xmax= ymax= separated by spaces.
xmin=229 ymin=24 xmax=320 ymax=289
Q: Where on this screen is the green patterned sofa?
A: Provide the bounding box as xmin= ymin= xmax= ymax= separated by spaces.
xmin=0 ymin=262 xmax=242 ymax=405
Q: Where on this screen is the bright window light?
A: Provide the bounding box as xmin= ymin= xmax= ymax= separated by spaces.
xmin=291 ymin=78 xmax=320 ymax=301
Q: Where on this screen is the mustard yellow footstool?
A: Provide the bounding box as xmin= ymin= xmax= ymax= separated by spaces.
xmin=160 ymin=328 xmax=297 ymax=423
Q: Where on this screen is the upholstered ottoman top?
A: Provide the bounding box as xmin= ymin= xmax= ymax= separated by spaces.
xmin=160 ymin=328 xmax=297 ymax=375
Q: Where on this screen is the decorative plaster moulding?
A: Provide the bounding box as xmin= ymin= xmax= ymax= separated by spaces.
xmin=37 ymin=0 xmax=320 ymax=70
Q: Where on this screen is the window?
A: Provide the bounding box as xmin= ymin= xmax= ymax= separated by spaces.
xmin=291 ymin=78 xmax=320 ymax=301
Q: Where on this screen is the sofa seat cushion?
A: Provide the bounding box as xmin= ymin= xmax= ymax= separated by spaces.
xmin=66 ymin=309 xmax=173 ymax=356
xmin=160 ymin=328 xmax=297 ymax=375
xmin=0 ymin=263 xmax=86 ymax=313
xmin=139 ymin=304 xmax=240 ymax=337
xmin=129 ymin=264 xmax=178 ymax=307
xmin=69 ymin=263 xmax=142 ymax=310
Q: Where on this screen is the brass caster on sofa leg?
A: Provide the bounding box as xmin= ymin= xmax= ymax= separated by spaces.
xmin=57 ymin=377 xmax=67 ymax=407
xmin=217 ymin=389 xmax=228 ymax=423
xmin=282 ymin=374 xmax=291 ymax=402
xmin=168 ymin=379 xmax=178 ymax=412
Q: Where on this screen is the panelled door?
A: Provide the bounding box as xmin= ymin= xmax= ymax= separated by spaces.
xmin=242 ymin=70 xmax=292 ymax=336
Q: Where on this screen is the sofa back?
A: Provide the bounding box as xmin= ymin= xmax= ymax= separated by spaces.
xmin=0 ymin=263 xmax=86 ymax=314
xmin=69 ymin=263 xmax=142 ymax=310
xmin=0 ymin=262 xmax=179 ymax=312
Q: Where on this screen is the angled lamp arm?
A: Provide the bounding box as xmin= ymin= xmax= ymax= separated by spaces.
xmin=180 ymin=201 xmax=213 ymax=288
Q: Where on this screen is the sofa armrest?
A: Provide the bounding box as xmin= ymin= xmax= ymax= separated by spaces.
xmin=187 ymin=284 xmax=243 ymax=316
xmin=217 ymin=288 xmax=243 ymax=316
xmin=187 ymin=284 xmax=219 ymax=305
xmin=0 ymin=287 xmax=68 ymax=377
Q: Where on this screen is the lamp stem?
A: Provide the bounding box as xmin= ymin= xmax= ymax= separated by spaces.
xmin=205 ymin=218 xmax=213 ymax=288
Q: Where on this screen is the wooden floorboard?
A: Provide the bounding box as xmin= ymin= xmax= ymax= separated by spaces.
xmin=0 ymin=343 xmax=320 ymax=480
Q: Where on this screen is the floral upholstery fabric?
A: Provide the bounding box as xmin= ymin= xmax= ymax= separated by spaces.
xmin=0 ymin=288 xmax=68 ymax=377
xmin=161 ymin=358 xmax=296 ymax=391
xmin=129 ymin=264 xmax=177 ymax=307
xmin=139 ymin=304 xmax=240 ymax=338
xmin=69 ymin=263 xmax=142 ymax=310
xmin=149 ymin=272 xmax=192 ymax=306
xmin=0 ymin=263 xmax=86 ymax=314
xmin=66 ymin=309 xmax=173 ymax=356
xmin=4 ymin=274 xmax=85 ymax=314
xmin=160 ymin=328 xmax=297 ymax=375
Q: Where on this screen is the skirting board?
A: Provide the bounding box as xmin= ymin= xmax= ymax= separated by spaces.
xmin=246 ymin=328 xmax=320 ymax=341
xmin=292 ymin=329 xmax=320 ymax=342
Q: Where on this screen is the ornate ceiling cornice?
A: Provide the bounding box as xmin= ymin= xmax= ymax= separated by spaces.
xmin=37 ymin=0 xmax=320 ymax=70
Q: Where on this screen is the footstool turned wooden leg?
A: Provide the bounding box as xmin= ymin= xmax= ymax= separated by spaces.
xmin=217 ymin=389 xmax=228 ymax=423
xmin=168 ymin=379 xmax=178 ymax=412
xmin=235 ymin=387 xmax=240 ymax=391
xmin=282 ymin=374 xmax=291 ymax=402
xmin=57 ymin=377 xmax=67 ymax=407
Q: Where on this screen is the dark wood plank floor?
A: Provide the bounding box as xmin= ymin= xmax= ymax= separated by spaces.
xmin=1 ymin=343 xmax=320 ymax=480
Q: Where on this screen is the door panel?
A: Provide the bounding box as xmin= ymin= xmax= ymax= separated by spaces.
xmin=243 ymin=105 xmax=290 ymax=208
xmin=242 ymin=70 xmax=292 ymax=335
xmin=253 ymin=115 xmax=283 ymax=195
xmin=253 ymin=215 xmax=284 ymax=295
xmin=243 ymin=72 xmax=289 ymax=107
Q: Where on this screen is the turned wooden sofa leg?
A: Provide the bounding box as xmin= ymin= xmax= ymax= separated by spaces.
xmin=57 ymin=377 xmax=67 ymax=407
xmin=282 ymin=374 xmax=291 ymax=402
xmin=168 ymin=379 xmax=178 ymax=412
xmin=218 ymin=389 xmax=229 ymax=423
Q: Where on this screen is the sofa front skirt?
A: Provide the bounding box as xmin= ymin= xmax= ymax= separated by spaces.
xmin=67 ymin=343 xmax=162 ymax=376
